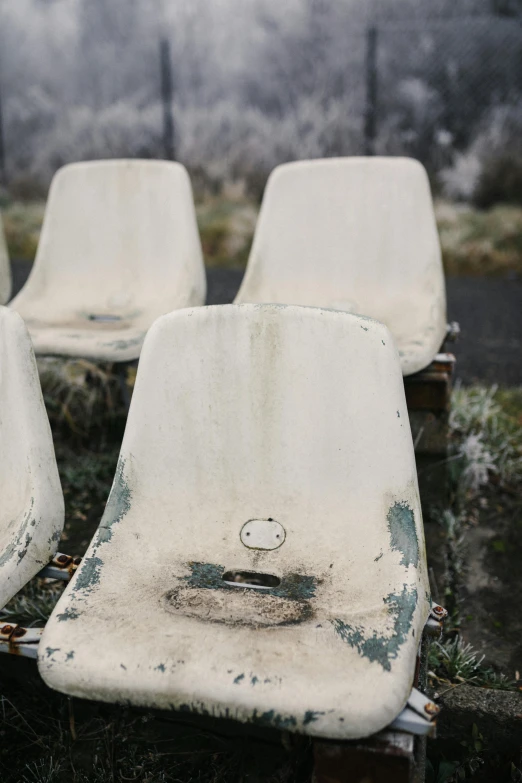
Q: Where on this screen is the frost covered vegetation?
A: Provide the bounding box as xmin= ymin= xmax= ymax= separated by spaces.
xmin=1 ymin=0 xmax=522 ymax=206
xmin=426 ymin=387 xmax=522 ymax=696
xmin=449 ymin=386 xmax=522 ymax=495
xmin=4 ymin=193 xmax=522 ymax=277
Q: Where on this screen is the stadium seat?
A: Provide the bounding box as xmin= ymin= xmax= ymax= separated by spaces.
xmin=0 ymin=212 xmax=11 ymax=304
xmin=0 ymin=307 xmax=64 ymax=609
xmin=39 ymin=303 xmax=430 ymax=740
xmin=235 ymin=157 xmax=447 ymax=376
xmin=10 ymin=160 xmax=206 ymax=362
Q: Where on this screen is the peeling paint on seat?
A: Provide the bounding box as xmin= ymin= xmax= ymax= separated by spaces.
xmin=39 ymin=304 xmax=430 ymax=741
xmin=0 ymin=307 xmax=64 ymax=609
xmin=387 ymin=502 xmax=419 ymax=568
xmin=331 ymin=584 xmax=418 ymax=671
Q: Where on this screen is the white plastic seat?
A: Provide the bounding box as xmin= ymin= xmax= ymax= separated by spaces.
xmin=39 ymin=304 xmax=430 ymax=740
xmin=0 ymin=307 xmax=64 ymax=609
xmin=0 ymin=213 xmax=11 ymax=304
xmin=235 ymin=157 xmax=447 ymax=376
xmin=10 ymin=160 xmax=206 ymax=362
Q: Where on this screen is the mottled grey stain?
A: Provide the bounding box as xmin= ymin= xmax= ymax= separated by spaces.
xmin=387 ymin=502 xmax=419 ymax=568
xmin=56 ymin=607 xmax=81 ymax=622
xmin=182 ymin=561 xmax=317 ymax=602
xmin=331 ymin=584 xmax=418 ymax=672
xmin=71 ymin=459 xmax=132 ymax=596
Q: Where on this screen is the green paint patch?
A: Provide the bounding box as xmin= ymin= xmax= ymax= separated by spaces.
xmin=332 ymin=584 xmax=418 ymax=672
xmin=56 ymin=607 xmax=81 ymax=622
xmin=71 ymin=555 xmax=103 ymax=594
xmin=233 ymin=673 xmax=245 ymax=684
xmin=0 ymin=500 xmax=35 ymax=568
xmin=387 ymin=502 xmax=419 ymax=568
xmin=182 ymin=561 xmax=317 ymax=602
xmin=97 ymin=458 xmax=132 ymax=545
xmin=71 ymin=459 xmax=131 ymax=596
xmin=303 ymin=710 xmax=325 ymax=725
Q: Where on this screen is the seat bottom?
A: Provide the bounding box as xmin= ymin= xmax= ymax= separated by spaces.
xmin=39 ymin=556 xmax=428 ymax=741
xmin=21 ymin=320 xmax=147 ymax=362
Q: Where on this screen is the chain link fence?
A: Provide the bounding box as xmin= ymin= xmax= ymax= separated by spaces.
xmin=0 ymin=2 xmax=521 ymax=199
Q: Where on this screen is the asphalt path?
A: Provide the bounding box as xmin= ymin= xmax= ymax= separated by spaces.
xmin=11 ymin=262 xmax=521 ymax=385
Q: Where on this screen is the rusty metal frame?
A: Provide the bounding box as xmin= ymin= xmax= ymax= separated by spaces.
xmin=0 ymin=624 xmax=43 ymax=659
xmin=0 ymin=552 xmax=81 ymax=659
xmin=37 ymin=552 xmax=82 ymax=581
xmin=405 ymin=353 xmax=455 ymax=415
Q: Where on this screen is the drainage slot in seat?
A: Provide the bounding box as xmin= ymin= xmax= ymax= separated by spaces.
xmin=88 ymin=314 xmax=122 ymax=322
xmin=222 ymin=570 xmax=281 ymax=590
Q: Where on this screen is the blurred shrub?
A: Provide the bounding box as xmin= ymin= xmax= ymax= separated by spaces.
xmin=2 ymin=200 xmax=45 ymax=260
xmin=441 ymin=102 xmax=522 ymax=207
xmin=196 ymin=196 xmax=257 ymax=267
xmin=38 ymin=357 xmax=128 ymax=444
xmin=474 ymin=153 xmax=522 ymax=209
xmin=437 ymin=200 xmax=522 ymax=277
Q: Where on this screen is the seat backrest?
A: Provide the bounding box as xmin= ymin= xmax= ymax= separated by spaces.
xmin=0 ymin=307 xmax=63 ymax=608
xmin=112 ymin=304 xmax=427 ymax=608
xmin=10 ymin=160 xmax=205 ymax=319
xmin=0 ymin=213 xmax=11 ymax=304
xmin=235 ymin=157 xmax=446 ymax=374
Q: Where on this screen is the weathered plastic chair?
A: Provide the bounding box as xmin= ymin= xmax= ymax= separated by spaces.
xmin=0 ymin=212 xmax=11 ymax=304
xmin=0 ymin=307 xmax=64 ymax=611
xmin=40 ymin=304 xmax=439 ymax=759
xmin=9 ymin=160 xmax=206 ymax=362
xmin=235 ymin=157 xmax=447 ymax=376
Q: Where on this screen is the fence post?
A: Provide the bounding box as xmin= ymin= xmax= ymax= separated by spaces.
xmin=159 ymin=38 xmax=175 ymax=161
xmin=364 ymin=25 xmax=378 ymax=156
